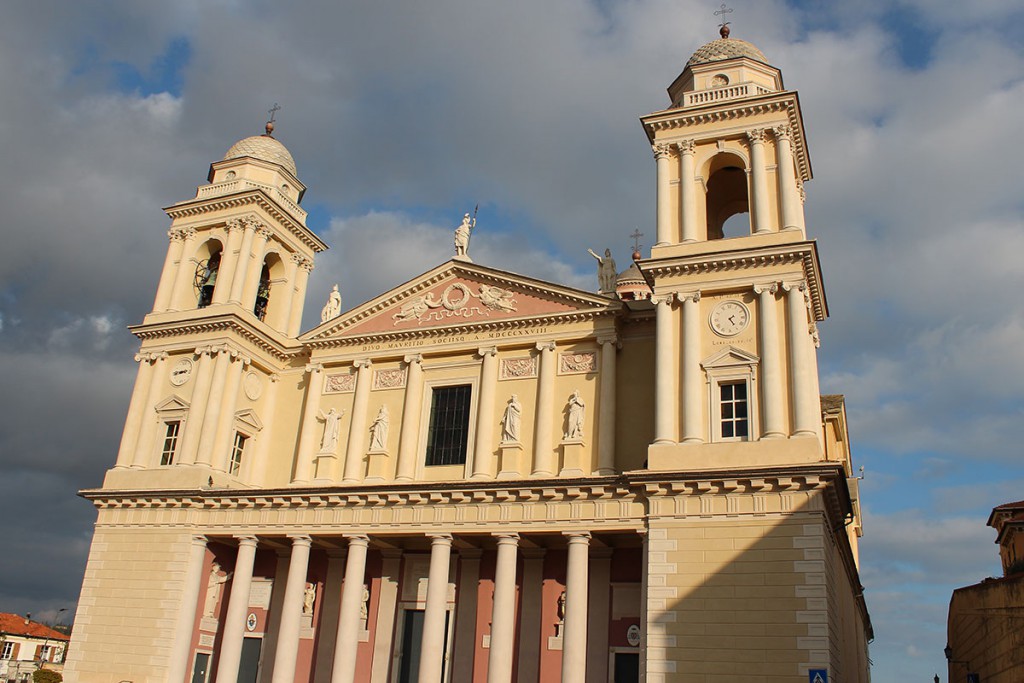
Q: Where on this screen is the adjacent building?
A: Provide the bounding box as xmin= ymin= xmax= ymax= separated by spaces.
xmin=0 ymin=613 xmax=69 ymax=682
xmin=66 ymin=28 xmax=871 ymax=683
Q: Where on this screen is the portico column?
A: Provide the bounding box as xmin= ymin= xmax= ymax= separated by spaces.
xmin=342 ymin=360 xmax=373 ymax=483
xmin=288 ymin=256 xmax=313 ymax=337
xmin=755 ymin=283 xmax=785 ymax=438
xmin=654 ymin=144 xmax=672 ymax=246
xmin=471 ymin=347 xmax=499 ymax=479
xmin=451 ymin=550 xmax=482 ymax=682
xmin=653 ymin=295 xmax=676 ymax=444
xmin=294 ymin=363 xmax=325 ymax=483
xmin=242 ymin=225 xmax=273 ymax=309
xmin=680 ymin=291 xmax=704 ymax=444
xmin=396 ymin=354 xmax=424 ymax=481
xmin=179 ymin=347 xmax=213 ymax=465
xmin=195 ymin=345 xmax=233 ymax=467
xmin=747 ymin=129 xmax=771 ymax=234
xmin=228 ymin=219 xmax=257 ymax=304
xmin=131 ymin=352 xmax=170 ymax=468
xmin=214 ymin=536 xmax=258 ymax=683
xmin=418 ymin=534 xmax=453 ymax=683
xmin=214 ymin=218 xmax=244 ymax=305
xmin=271 ymin=535 xmax=313 ymax=683
xmin=532 ymin=342 xmax=556 ymax=476
xmin=516 ymin=549 xmax=545 ymax=683
xmin=561 ymin=532 xmax=591 ymax=683
xmin=212 ymin=354 xmax=250 ymax=472
xmin=167 ymin=535 xmax=207 ymax=683
xmin=153 ymin=229 xmax=186 ymax=312
xmin=784 ymin=281 xmax=817 ymax=437
xmin=487 ymin=534 xmax=519 ymax=683
xmin=772 ymin=125 xmax=803 ymax=232
xmin=170 ymin=228 xmax=198 ymax=310
xmin=332 ymin=535 xmax=370 ymax=683
xmin=115 ymin=352 xmax=157 ymax=468
xmin=677 ymin=140 xmax=698 ymax=242
xmin=313 ymin=550 xmax=346 ymax=683
xmin=596 ymin=336 xmax=617 ymax=474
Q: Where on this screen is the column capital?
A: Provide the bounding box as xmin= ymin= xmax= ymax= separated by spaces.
xmin=305 ymin=362 xmax=324 ymax=374
xmin=492 ymin=533 xmax=520 ymax=543
xmin=675 ymin=139 xmax=695 ymax=155
xmin=746 ymin=128 xmax=767 ymax=144
xmin=287 ymin=534 xmax=313 ymax=548
xmin=651 ymin=293 xmax=676 ymax=307
xmin=477 ymin=346 xmax=498 ymax=358
xmin=753 ymin=281 xmax=779 ymax=295
xmin=194 ymin=345 xmax=214 ymax=357
xmin=652 ymin=143 xmax=671 ymax=160
xmin=225 ymin=217 xmax=245 ymax=232
xmin=428 ymin=533 xmax=453 ymax=546
xmin=134 ymin=350 xmax=168 ymax=364
xmin=190 ymin=534 xmax=209 ymax=547
xmin=345 ymin=534 xmax=370 ymax=548
xmin=404 ymin=353 xmax=423 ymax=366
xmin=811 ymin=322 xmax=821 ymax=348
xmin=168 ymin=228 xmax=188 ymax=243
xmin=353 ymin=358 xmax=373 ymax=370
xmin=535 ymin=341 xmax=556 ymax=353
xmin=242 ymin=215 xmax=264 ymax=231
xmin=235 ymin=535 xmax=259 ymax=548
xmin=678 ymin=290 xmax=701 ymax=304
xmin=562 ymin=531 xmax=592 ymax=543
xmin=781 ymin=279 xmax=806 ymax=293
xmin=596 ymin=334 xmax=619 ymax=348
xmin=772 ymin=123 xmax=792 ymax=140
xmin=255 ymin=225 xmax=274 ymax=241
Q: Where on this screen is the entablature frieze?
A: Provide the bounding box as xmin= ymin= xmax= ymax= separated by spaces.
xmin=164 ymin=190 xmax=327 ymax=254
xmin=640 ymin=92 xmax=811 ymax=182
xmin=131 ymin=313 xmax=307 ymax=364
xmin=637 ymin=242 xmax=827 ymax=321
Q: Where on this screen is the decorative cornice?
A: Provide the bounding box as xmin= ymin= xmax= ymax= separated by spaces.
xmin=131 ymin=315 xmax=303 ymax=362
xmin=164 ymin=190 xmax=327 ymax=253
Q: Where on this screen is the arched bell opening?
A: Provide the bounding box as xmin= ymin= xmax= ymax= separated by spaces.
xmin=705 ymin=152 xmax=750 ymax=240
xmin=254 ymin=252 xmax=287 ymax=328
xmin=193 ymin=239 xmax=224 ymax=309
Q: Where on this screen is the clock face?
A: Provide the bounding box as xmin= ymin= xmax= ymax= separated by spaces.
xmin=710 ymin=300 xmax=750 ymax=337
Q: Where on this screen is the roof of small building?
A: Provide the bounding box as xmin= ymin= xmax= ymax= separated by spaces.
xmin=686 ymin=36 xmax=769 ymax=69
xmin=820 ymin=394 xmax=846 ymax=413
xmin=223 ymin=134 xmax=297 ymax=176
xmin=994 ymin=500 xmax=1024 ymax=510
xmin=0 ymin=613 xmax=69 ymax=640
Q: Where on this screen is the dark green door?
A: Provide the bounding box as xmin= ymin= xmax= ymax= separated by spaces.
xmin=397 ymin=609 xmax=425 ymax=683
xmin=238 ymin=637 xmax=262 ymax=683
xmin=190 ymin=652 xmax=210 ymax=683
xmin=614 ymin=652 xmax=640 ymax=683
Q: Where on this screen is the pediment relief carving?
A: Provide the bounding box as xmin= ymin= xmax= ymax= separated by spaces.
xmin=307 ymin=262 xmax=617 ymax=343
xmin=701 ymin=345 xmax=760 ymax=369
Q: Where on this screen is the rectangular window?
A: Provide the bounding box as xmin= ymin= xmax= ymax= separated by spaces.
xmin=160 ymin=421 xmax=181 ymax=466
xmin=720 ymin=382 xmax=749 ymax=440
xmin=1 ymin=641 xmax=13 ymax=659
xmin=229 ymin=432 xmax=248 ymax=476
xmin=425 ymin=385 xmax=472 ymax=466
xmin=39 ymin=645 xmax=52 ymax=662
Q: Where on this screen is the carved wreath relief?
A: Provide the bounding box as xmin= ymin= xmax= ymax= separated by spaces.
xmin=500 ymin=357 xmax=537 ymax=380
xmin=373 ymin=368 xmax=407 ymax=390
xmin=558 ymin=352 xmax=596 ymax=375
xmin=324 ymin=372 xmax=356 ymax=394
xmin=392 ymin=283 xmax=518 ymax=325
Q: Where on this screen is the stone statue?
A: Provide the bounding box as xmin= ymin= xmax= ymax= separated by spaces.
xmin=303 ymin=582 xmax=316 ymax=615
xmin=320 ymin=284 xmax=342 ymax=323
xmin=501 ymin=395 xmax=522 ymax=443
xmin=360 ymin=584 xmax=370 ymax=625
xmin=369 ymin=405 xmax=389 ymax=451
xmin=479 ymin=284 xmax=517 ymax=312
xmin=587 ymin=248 xmax=617 ymax=293
xmin=203 ymin=563 xmax=232 ymax=617
xmin=564 ymin=390 xmax=585 ymax=440
xmin=318 ymin=408 xmax=344 ymax=453
xmin=454 ymin=212 xmax=476 ymax=258
xmin=555 ymin=590 xmax=567 ymax=636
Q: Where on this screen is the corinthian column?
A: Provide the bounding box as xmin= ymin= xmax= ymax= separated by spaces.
xmin=784 ymin=281 xmax=817 ymax=437
xmin=680 ymin=292 xmax=704 ymax=444
xmin=654 ymin=295 xmax=676 ymax=444
xmin=654 ymin=144 xmax=672 ymax=246
xmin=561 ymin=532 xmax=591 ymax=683
xmin=772 ymin=125 xmax=803 ymax=232
xmin=755 ymin=283 xmax=785 ymax=438
xmin=677 ymin=140 xmax=698 ymax=242
xmin=214 ymin=536 xmax=258 ymax=683
xmin=747 ymin=129 xmax=771 ymax=234
xmin=471 ymin=347 xmax=499 ymax=479
xmin=532 ymin=342 xmax=557 ymax=476
xmin=418 ymin=535 xmax=453 ymax=683
xmin=487 ymin=534 xmax=519 ymax=683
xmin=342 ymin=359 xmax=373 ymax=483
xmin=153 ymin=229 xmax=186 ymax=312
xmin=597 ymin=336 xmax=618 ymax=474
xmin=294 ymin=363 xmax=324 ymax=483
xmin=396 ymin=355 xmax=424 ymax=481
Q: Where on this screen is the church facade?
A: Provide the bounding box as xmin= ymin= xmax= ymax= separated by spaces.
xmin=66 ymin=31 xmax=871 ymax=683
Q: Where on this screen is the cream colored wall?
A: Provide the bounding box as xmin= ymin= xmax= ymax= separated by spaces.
xmin=63 ymin=527 xmax=196 ymax=683
xmin=616 ymin=324 xmax=655 ymax=471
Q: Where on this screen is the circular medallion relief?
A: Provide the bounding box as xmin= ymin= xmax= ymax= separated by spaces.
xmin=246 ymin=613 xmax=258 ymax=632
xmin=626 ymin=624 xmax=641 ymax=647
xmin=710 ymin=300 xmax=750 ymax=337
xmin=225 ymin=170 xmax=236 ymax=180
xmin=169 ymin=358 xmax=194 ymax=386
xmin=243 ymin=371 xmax=263 ymax=401
xmin=711 ymin=73 xmax=729 ymax=87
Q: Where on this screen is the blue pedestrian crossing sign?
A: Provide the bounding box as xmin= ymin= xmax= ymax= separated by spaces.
xmin=809 ymin=671 xmax=828 ymax=683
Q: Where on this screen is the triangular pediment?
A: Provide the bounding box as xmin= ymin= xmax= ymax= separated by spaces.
xmin=701 ymin=346 xmax=760 ymax=369
xmin=235 ymin=408 xmax=263 ymax=433
xmin=305 ymin=260 xmax=618 ymax=342
xmin=155 ymin=396 xmax=190 ymax=414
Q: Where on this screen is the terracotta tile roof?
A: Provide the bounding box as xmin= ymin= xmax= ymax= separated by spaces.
xmin=0 ymin=613 xmax=69 ymax=640
xmin=820 ymin=394 xmax=845 ymax=413
xmin=994 ymin=500 xmax=1024 ymax=510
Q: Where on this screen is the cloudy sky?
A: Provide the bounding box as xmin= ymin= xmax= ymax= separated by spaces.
xmin=1 ymin=1 xmax=1021 ymax=679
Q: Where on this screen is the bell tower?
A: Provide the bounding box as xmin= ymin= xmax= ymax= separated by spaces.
xmin=638 ymin=27 xmax=828 ymax=469
xmin=148 ymin=120 xmax=326 ymax=336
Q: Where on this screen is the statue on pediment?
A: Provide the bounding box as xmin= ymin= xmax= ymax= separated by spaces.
xmin=321 ymin=284 xmax=342 ymax=322
xmin=480 ymin=284 xmax=518 ymax=312
xmin=588 ymin=248 xmax=617 ymax=294
xmin=454 ymin=212 xmax=476 ymax=258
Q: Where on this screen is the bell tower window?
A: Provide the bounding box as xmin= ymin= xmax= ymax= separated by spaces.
xmin=254 ymin=264 xmax=271 ymax=321
xmin=195 ymin=252 xmax=221 ymax=308
xmin=705 ymin=152 xmax=750 ymax=239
